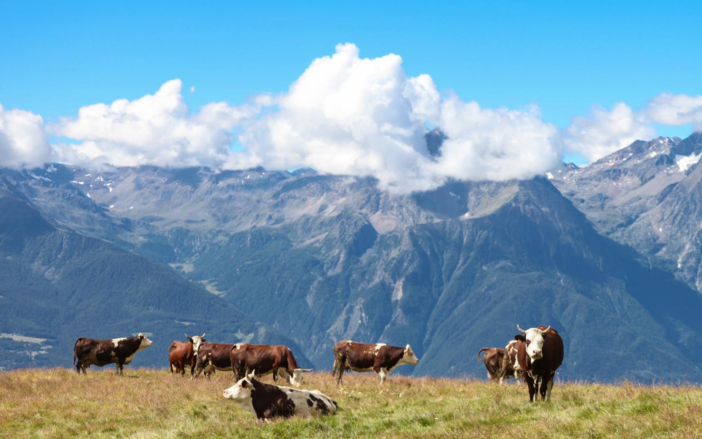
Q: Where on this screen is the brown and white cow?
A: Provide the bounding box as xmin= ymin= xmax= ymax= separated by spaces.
xmin=502 ymin=340 xmax=524 ymax=383
xmin=230 ymin=343 xmax=311 ymax=387
xmin=332 ymin=341 xmax=419 ymax=385
xmin=193 ymin=342 xmax=238 ymax=377
xmin=168 ymin=333 xmax=206 ymax=377
xmin=223 ymin=373 xmax=338 ymax=420
xmin=515 ymin=325 xmax=564 ymax=402
xmin=73 ymin=333 xmax=153 ymax=375
xmin=477 ymin=347 xmax=511 ymax=383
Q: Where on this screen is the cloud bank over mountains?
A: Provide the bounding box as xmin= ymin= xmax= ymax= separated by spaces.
xmin=2 ymin=44 xmax=701 ymax=193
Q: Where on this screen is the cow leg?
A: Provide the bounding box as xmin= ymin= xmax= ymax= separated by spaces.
xmin=115 ymin=363 xmax=120 ymax=375
xmin=331 ymin=359 xmax=338 ymax=377
xmin=76 ymin=361 xmax=82 ymax=374
xmin=378 ymin=367 xmax=388 ymax=384
xmin=336 ymin=365 xmax=345 ymax=385
xmin=546 ymin=375 xmax=554 ymax=402
xmin=525 ymin=374 xmax=536 ymax=402
xmin=539 ymin=377 xmax=549 ymax=401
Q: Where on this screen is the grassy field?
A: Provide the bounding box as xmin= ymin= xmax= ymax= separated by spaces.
xmin=1 ymin=369 xmax=702 ymax=438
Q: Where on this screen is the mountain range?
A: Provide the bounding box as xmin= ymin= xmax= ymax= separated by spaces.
xmin=2 ymin=132 xmax=702 ymax=382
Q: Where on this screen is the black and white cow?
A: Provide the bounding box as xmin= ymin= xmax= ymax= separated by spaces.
xmin=222 ymin=373 xmax=338 ymax=420
xmin=73 ymin=333 xmax=153 ymax=374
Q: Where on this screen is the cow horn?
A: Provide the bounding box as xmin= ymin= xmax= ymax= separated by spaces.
xmin=540 ymin=326 xmax=551 ymax=334
xmin=185 ymin=333 xmax=190 ymax=339
xmin=517 ymin=325 xmax=527 ymax=334
xmin=201 ymin=333 xmax=206 ymax=338
xmin=300 ymin=368 xmax=313 ymax=372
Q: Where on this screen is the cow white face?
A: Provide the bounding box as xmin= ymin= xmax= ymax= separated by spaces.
xmin=138 ymin=333 xmax=153 ymax=351
xmin=223 ymin=377 xmax=253 ymax=401
xmin=290 ymin=369 xmax=304 ymax=387
xmin=186 ymin=333 xmax=206 ymax=356
xmin=402 ymin=345 xmax=419 ymax=365
xmin=521 ymin=327 xmax=549 ymax=361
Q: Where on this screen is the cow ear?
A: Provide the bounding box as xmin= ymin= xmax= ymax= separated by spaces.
xmin=515 ymin=335 xmax=526 ymax=342
xmin=241 ymin=380 xmax=248 ymax=388
xmin=139 ymin=333 xmax=144 ymax=339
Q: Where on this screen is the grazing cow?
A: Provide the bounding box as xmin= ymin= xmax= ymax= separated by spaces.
xmin=230 ymin=343 xmax=311 ymax=387
xmin=223 ymin=373 xmax=338 ymax=420
xmin=168 ymin=333 xmax=206 ymax=376
xmin=73 ymin=333 xmax=153 ymax=375
xmin=515 ymin=325 xmax=564 ymax=402
xmin=502 ymin=340 xmax=524 ymax=383
xmin=193 ymin=342 xmax=238 ymax=377
xmin=477 ymin=347 xmax=509 ymax=383
xmin=332 ymin=341 xmax=419 ymax=385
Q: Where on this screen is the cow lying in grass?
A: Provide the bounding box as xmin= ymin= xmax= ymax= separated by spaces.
xmin=222 ymin=373 xmax=338 ymax=420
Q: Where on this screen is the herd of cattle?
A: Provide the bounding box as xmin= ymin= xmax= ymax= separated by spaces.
xmin=72 ymin=324 xmax=563 ymax=419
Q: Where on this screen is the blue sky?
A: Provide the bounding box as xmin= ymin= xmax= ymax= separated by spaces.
xmin=1 ymin=1 xmax=701 ymax=181
xmin=2 ymin=1 xmax=700 ymax=133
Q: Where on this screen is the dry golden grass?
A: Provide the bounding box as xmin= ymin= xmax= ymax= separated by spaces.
xmin=1 ymin=368 xmax=702 ymax=438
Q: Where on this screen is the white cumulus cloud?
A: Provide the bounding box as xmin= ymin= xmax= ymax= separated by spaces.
xmin=646 ymin=93 xmax=702 ymax=131
xmin=0 ymin=104 xmax=52 ymax=169
xmin=230 ymin=43 xmax=561 ymax=192
xmin=563 ymin=102 xmax=656 ymax=163
xmin=49 ymin=79 xmax=259 ymax=169
xmin=3 ymin=44 xmax=701 ymax=191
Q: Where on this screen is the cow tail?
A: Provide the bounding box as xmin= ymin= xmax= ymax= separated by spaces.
xmin=477 ymin=348 xmax=488 ymax=362
xmin=331 ymin=358 xmax=338 ymax=377
xmin=73 ymin=338 xmax=83 ymax=366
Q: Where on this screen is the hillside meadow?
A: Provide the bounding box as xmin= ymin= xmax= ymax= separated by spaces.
xmin=1 ymin=369 xmax=701 ymax=438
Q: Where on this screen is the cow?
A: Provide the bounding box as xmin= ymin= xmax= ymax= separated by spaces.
xmin=203 ymin=353 xmax=216 ymax=380
xmin=230 ymin=343 xmax=311 ymax=387
xmin=332 ymin=341 xmax=419 ymax=385
xmin=168 ymin=333 xmax=206 ymax=377
xmin=73 ymin=333 xmax=153 ymax=375
xmin=515 ymin=325 xmax=564 ymax=402
xmin=193 ymin=342 xmax=238 ymax=377
xmin=223 ymin=372 xmax=338 ymax=420
xmin=502 ymin=340 xmax=524 ymax=383
xmin=477 ymin=347 xmax=509 ymax=383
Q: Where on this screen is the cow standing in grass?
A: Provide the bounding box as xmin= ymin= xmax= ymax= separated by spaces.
xmin=332 ymin=341 xmax=419 ymax=385
xmin=194 ymin=342 xmax=238 ymax=377
xmin=230 ymin=343 xmax=311 ymax=387
xmin=502 ymin=340 xmax=524 ymax=383
xmin=515 ymin=325 xmax=564 ymax=402
xmin=168 ymin=333 xmax=206 ymax=377
xmin=73 ymin=333 xmax=153 ymax=375
xmin=477 ymin=347 xmax=510 ymax=383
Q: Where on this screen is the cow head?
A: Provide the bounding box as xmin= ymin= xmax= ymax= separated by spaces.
xmin=402 ymin=344 xmax=419 ymax=365
xmin=186 ymin=333 xmax=206 ymax=356
xmin=286 ymin=368 xmax=313 ymax=388
xmin=137 ymin=333 xmax=154 ymax=351
xmin=223 ymin=371 xmax=257 ymax=401
xmin=517 ymin=325 xmax=550 ymax=361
